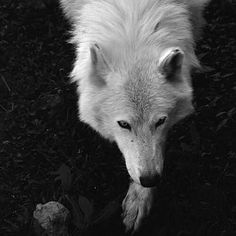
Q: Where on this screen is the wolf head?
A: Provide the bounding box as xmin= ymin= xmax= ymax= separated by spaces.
xmin=77 ymin=45 xmax=194 ymax=187
xmin=65 ymin=0 xmax=210 ymax=187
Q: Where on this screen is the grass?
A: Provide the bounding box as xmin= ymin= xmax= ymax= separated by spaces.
xmin=0 ymin=0 xmax=235 ymax=235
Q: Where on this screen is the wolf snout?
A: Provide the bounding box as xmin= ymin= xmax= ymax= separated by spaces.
xmin=139 ymin=173 xmax=161 ymax=187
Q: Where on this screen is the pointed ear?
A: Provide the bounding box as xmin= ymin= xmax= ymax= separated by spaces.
xmin=90 ymin=44 xmax=109 ymax=87
xmin=158 ymin=48 xmax=184 ymax=81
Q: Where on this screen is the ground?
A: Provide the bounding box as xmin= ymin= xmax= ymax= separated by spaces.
xmin=0 ymin=0 xmax=235 ymax=235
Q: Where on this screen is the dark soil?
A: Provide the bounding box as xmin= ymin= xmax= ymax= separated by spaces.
xmin=0 ymin=0 xmax=235 ymax=236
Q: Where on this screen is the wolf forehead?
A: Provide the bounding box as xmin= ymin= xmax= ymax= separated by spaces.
xmin=101 ymin=61 xmax=176 ymax=121
xmin=127 ymin=65 xmax=175 ymax=111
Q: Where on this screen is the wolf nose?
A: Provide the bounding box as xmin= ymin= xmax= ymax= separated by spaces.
xmin=139 ymin=174 xmax=161 ymax=187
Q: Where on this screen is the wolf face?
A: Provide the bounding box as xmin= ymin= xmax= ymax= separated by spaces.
xmin=79 ymin=45 xmax=194 ymax=187
xmin=60 ymin=0 xmax=210 ymax=231
xmin=59 ymin=0 xmax=210 ymax=187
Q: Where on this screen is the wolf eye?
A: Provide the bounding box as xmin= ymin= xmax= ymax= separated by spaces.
xmin=117 ymin=121 xmax=131 ymax=130
xmin=155 ymin=116 xmax=167 ymax=129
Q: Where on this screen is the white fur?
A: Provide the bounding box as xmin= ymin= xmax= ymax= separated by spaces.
xmin=69 ymin=0 xmax=200 ymax=82
xmin=59 ymin=0 xmax=210 ymax=232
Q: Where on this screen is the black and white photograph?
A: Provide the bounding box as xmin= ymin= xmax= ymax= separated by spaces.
xmin=0 ymin=0 xmax=235 ymax=235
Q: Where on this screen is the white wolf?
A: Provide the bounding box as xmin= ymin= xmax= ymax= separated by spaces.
xmin=59 ymin=0 xmax=210 ymax=232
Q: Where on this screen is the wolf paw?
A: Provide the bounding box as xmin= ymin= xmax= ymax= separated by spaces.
xmin=122 ymin=182 xmax=155 ymax=233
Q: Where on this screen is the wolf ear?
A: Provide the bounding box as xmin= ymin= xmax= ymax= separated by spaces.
xmin=90 ymin=44 xmax=109 ymax=87
xmin=158 ymin=48 xmax=184 ymax=82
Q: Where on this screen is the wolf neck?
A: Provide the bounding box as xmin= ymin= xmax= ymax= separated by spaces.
xmin=73 ymin=0 xmax=199 ymax=78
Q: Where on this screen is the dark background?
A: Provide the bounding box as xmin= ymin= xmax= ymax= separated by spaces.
xmin=0 ymin=0 xmax=235 ymax=235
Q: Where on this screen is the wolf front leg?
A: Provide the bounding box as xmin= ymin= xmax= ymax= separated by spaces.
xmin=122 ymin=181 xmax=156 ymax=233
